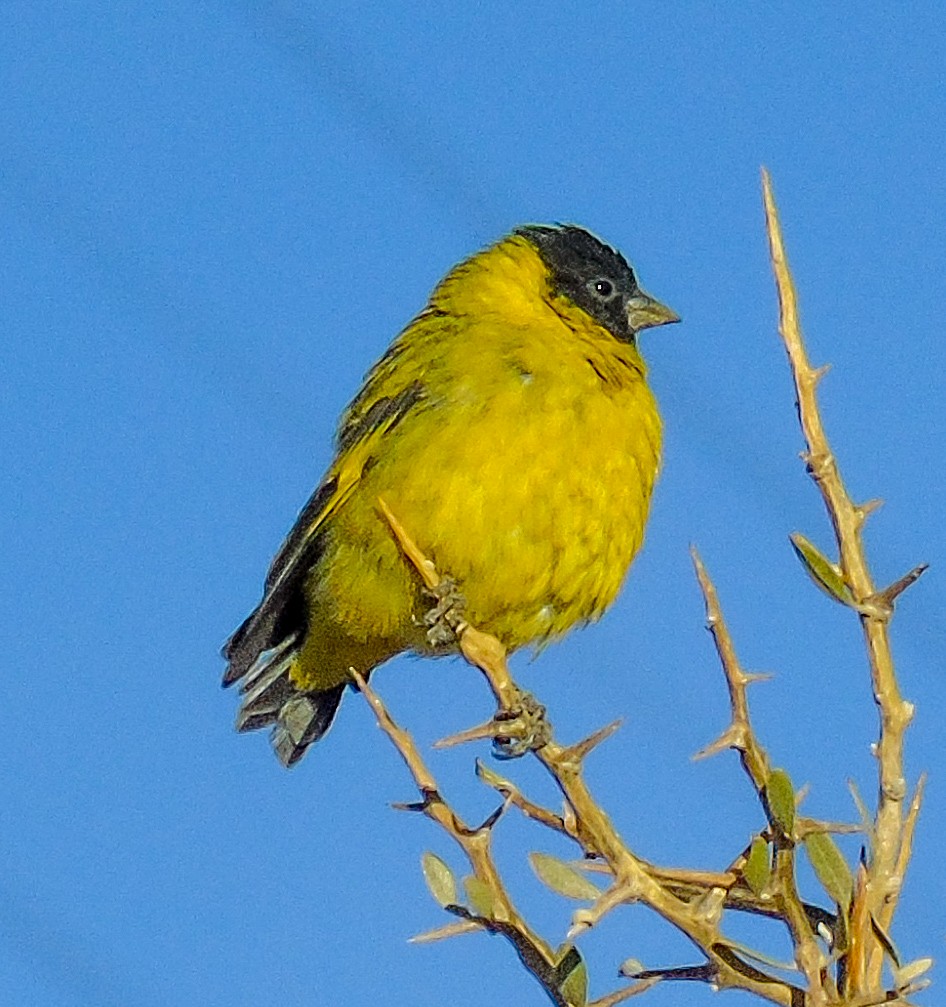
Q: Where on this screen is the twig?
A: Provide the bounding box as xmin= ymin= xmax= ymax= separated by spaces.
xmin=349 ymin=668 xmax=567 ymax=1004
xmin=690 ymin=548 xmax=771 ymax=791
xmin=762 ymin=169 xmax=920 ymax=987
xmin=377 ymin=501 xmax=801 ymax=1007
xmin=475 ymin=760 xmax=573 ymax=837
xmin=588 ymin=976 xmax=662 ymax=1006
xmin=691 ymin=547 xmax=828 ymax=1003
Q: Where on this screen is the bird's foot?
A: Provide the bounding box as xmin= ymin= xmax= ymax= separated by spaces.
xmin=491 ymin=690 xmax=551 ymax=759
xmin=422 ymin=576 xmax=467 ymax=648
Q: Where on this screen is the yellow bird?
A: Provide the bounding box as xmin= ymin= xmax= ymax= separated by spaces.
xmin=223 ymin=224 xmax=678 ymax=766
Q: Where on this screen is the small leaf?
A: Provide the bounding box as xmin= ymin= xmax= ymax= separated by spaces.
xmin=790 ymin=533 xmax=854 ymax=605
xmin=554 ymin=945 xmax=588 ymax=1007
xmin=529 ymin=852 xmax=601 ymax=900
xmin=743 ymin=836 xmax=772 ymax=896
xmin=420 ymin=851 xmax=457 ymax=908
xmin=463 ymin=875 xmax=496 ymax=918
xmin=619 ymin=958 xmax=645 ymax=978
xmin=895 ymin=956 xmax=934 ymax=988
xmin=804 ymin=831 xmax=854 ymax=908
xmin=764 ymin=768 xmax=796 ymax=836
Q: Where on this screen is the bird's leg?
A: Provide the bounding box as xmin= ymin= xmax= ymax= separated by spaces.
xmin=422 ymin=576 xmax=467 ymax=648
xmin=491 ymin=690 xmax=551 ymax=759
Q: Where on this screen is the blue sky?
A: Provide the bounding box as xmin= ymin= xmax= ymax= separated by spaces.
xmin=2 ymin=3 xmax=944 ymax=1005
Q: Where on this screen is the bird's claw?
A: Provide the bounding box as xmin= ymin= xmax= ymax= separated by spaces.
xmin=491 ymin=691 xmax=551 ymax=759
xmin=422 ymin=576 xmax=467 ymax=648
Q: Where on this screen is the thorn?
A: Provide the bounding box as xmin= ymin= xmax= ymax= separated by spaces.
xmin=474 ymin=800 xmax=509 ymax=833
xmin=391 ymin=800 xmax=430 ymax=813
xmin=811 ymin=363 xmax=831 ymax=384
xmin=694 ymin=725 xmax=745 ymax=761
xmin=560 ymin=719 xmax=623 ymax=763
xmin=878 ymin=563 xmax=929 ymax=607
xmin=391 ymin=786 xmax=443 ymax=813
xmin=855 ymin=497 xmax=884 ymax=523
xmin=409 ymin=919 xmax=484 ymax=944
xmin=434 ymin=720 xmax=499 ymax=749
xmin=739 ymin=671 xmax=774 ymax=687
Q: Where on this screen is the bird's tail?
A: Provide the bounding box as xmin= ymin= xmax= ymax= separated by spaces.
xmin=223 ymin=630 xmax=345 ymax=767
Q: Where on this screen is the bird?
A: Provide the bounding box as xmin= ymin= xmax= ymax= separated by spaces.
xmin=222 ymin=223 xmax=678 ymax=766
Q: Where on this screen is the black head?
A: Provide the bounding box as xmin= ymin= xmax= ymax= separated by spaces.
xmin=517 ymin=224 xmax=678 ymax=342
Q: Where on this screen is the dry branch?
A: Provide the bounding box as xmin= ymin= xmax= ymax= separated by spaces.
xmin=346 ymin=174 xmax=927 ymax=1007
xmin=762 ymin=169 xmax=923 ymax=990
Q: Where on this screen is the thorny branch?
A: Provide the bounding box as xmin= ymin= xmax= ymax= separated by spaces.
xmin=691 ymin=547 xmax=830 ymax=1004
xmin=762 ymin=169 xmax=924 ymax=992
xmin=371 ymin=502 xmax=806 ymax=1007
xmin=349 ymin=175 xmax=927 ymax=1006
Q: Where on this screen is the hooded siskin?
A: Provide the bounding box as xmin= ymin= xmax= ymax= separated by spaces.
xmin=223 ymin=224 xmax=679 ymax=765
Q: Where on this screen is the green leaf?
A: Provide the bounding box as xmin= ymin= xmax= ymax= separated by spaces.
xmin=743 ymin=836 xmax=772 ymax=896
xmin=529 ymin=852 xmax=601 ymax=901
xmin=790 ymin=533 xmax=854 ymax=605
xmin=420 ymin=851 xmax=457 ymax=908
xmin=463 ymin=875 xmax=496 ymax=918
xmin=804 ymin=831 xmax=853 ymax=908
xmin=555 ymin=945 xmax=588 ymax=1007
xmin=764 ymin=768 xmax=796 ymax=836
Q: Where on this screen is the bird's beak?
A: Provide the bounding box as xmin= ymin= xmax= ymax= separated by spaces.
xmin=626 ymin=291 xmax=680 ymax=333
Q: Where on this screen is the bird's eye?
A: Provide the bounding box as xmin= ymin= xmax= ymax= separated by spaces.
xmin=591 ymin=278 xmax=614 ymax=299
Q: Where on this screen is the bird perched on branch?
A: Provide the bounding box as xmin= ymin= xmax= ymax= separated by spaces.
xmin=223 ymin=224 xmax=678 ymax=766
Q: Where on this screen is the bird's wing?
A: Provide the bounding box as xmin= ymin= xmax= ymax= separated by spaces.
xmin=266 ymin=377 xmax=427 ymax=592
xmin=222 ymin=347 xmax=431 ymax=686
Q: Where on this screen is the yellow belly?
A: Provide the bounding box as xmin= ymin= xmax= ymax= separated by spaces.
xmin=295 ymin=333 xmax=661 ymax=690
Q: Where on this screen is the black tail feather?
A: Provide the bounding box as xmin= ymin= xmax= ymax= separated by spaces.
xmin=271 ymin=686 xmax=345 ymax=767
xmin=222 ymin=627 xmax=344 ymax=766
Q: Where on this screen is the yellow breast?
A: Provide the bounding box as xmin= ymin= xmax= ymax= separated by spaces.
xmin=321 ymin=326 xmax=657 ymax=649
